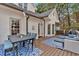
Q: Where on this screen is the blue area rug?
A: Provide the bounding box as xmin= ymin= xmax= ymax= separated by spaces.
xmin=43 ymin=38 xmax=56 ymax=47
xmin=0 ymin=44 xmax=43 ymax=56
xmin=43 ymin=38 xmax=64 ymax=49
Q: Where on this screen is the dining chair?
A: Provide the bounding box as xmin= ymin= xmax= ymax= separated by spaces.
xmin=4 ymin=40 xmax=17 ymax=56
xmin=0 ymin=44 xmax=4 ymax=56
xmin=28 ymin=33 xmax=37 ymax=51
xmin=23 ymin=33 xmax=31 ymax=49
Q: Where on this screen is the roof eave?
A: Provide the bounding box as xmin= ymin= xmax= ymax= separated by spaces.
xmin=0 ymin=3 xmax=23 ymax=12
xmin=0 ymin=3 xmax=49 ymax=20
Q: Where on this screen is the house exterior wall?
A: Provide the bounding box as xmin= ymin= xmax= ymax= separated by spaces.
xmin=0 ymin=4 xmax=42 ymax=44
xmin=48 ymin=8 xmax=59 ymax=23
xmin=45 ymin=8 xmax=59 ymax=36
xmin=0 ymin=5 xmax=26 ymax=44
xmin=28 ymin=16 xmax=41 ymax=39
xmin=38 ymin=9 xmax=59 ymax=37
xmin=45 ymin=20 xmax=55 ymax=36
xmin=0 ymin=5 xmax=60 ymax=44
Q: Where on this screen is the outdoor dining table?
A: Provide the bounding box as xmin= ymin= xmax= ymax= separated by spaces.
xmin=9 ymin=35 xmax=34 ymax=56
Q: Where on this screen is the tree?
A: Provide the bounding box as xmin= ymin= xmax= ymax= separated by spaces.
xmin=36 ymin=3 xmax=56 ymax=13
xmin=36 ymin=3 xmax=79 ymax=32
xmin=71 ymin=4 xmax=79 ymax=22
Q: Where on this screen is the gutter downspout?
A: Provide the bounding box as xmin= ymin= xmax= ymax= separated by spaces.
xmin=23 ymin=12 xmax=29 ymax=35
xmin=26 ymin=16 xmax=29 ymax=34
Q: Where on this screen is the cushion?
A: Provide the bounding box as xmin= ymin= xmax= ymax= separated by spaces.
xmin=54 ymin=38 xmax=64 ymax=43
xmin=68 ymin=34 xmax=77 ymax=38
xmin=57 ymin=35 xmax=68 ymax=39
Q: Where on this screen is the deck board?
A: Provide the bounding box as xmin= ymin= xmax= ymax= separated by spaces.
xmin=63 ymin=50 xmax=68 ymax=56
xmin=58 ymin=49 xmax=64 ymax=56
xmin=51 ymin=49 xmax=59 ymax=56
xmin=54 ymin=49 xmax=61 ymax=56
xmin=34 ymin=37 xmax=79 ymax=56
xmin=48 ymin=47 xmax=56 ymax=56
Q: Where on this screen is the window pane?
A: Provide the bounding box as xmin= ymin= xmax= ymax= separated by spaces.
xmin=11 ymin=19 xmax=20 ymax=35
xmin=48 ymin=24 xmax=51 ymax=34
xmin=52 ymin=24 xmax=54 ymax=34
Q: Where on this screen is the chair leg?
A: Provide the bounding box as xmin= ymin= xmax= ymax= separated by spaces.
xmin=32 ymin=39 xmax=34 ymax=51
xmin=4 ymin=50 xmax=6 ymax=56
xmin=23 ymin=41 xmax=25 ymax=47
xmin=28 ymin=40 xmax=30 ymax=51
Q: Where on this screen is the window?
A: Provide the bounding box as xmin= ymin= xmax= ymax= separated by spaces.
xmin=48 ymin=24 xmax=51 ymax=34
xmin=52 ymin=24 xmax=54 ymax=34
xmin=55 ymin=23 xmax=60 ymax=31
xmin=10 ymin=18 xmax=20 ymax=35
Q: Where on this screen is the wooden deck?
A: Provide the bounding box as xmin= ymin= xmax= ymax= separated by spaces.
xmin=34 ymin=37 xmax=79 ymax=56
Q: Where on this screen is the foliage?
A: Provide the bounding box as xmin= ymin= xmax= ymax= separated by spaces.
xmin=70 ymin=22 xmax=79 ymax=30
xmin=36 ymin=3 xmax=79 ymax=31
xmin=36 ymin=3 xmax=56 ymax=13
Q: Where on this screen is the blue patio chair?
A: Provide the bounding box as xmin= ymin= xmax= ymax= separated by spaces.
xmin=4 ymin=40 xmax=17 ymax=56
xmin=27 ymin=32 xmax=31 ymax=36
xmin=0 ymin=44 xmax=4 ymax=56
xmin=28 ymin=33 xmax=37 ymax=51
xmin=32 ymin=33 xmax=37 ymax=39
xmin=21 ymin=33 xmax=31 ymax=47
xmin=22 ymin=32 xmax=31 ymax=47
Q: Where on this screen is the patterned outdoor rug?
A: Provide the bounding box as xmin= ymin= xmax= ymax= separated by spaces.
xmin=0 ymin=44 xmax=43 ymax=56
xmin=43 ymin=38 xmax=55 ymax=47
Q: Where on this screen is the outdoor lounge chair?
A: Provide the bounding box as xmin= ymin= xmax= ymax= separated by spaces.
xmin=54 ymin=35 xmax=79 ymax=50
xmin=54 ymin=35 xmax=68 ymax=49
xmin=54 ymin=38 xmax=64 ymax=49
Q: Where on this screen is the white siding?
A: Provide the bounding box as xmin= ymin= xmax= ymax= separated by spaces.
xmin=0 ymin=5 xmax=26 ymax=44
xmin=45 ymin=20 xmax=55 ymax=36
xmin=45 ymin=8 xmax=59 ymax=36
xmin=37 ymin=9 xmax=59 ymax=37
xmin=28 ymin=16 xmax=41 ymax=39
xmin=48 ymin=8 xmax=59 ymax=23
xmin=0 ymin=5 xmax=60 ymax=44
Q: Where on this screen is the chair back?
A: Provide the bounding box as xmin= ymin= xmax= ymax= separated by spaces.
xmin=4 ymin=40 xmax=12 ymax=49
xmin=27 ymin=32 xmax=37 ymax=39
xmin=31 ymin=33 xmax=37 ymax=39
xmin=27 ymin=32 xmax=31 ymax=36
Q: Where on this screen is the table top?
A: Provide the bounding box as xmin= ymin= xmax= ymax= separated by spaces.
xmin=9 ymin=35 xmax=33 ymax=43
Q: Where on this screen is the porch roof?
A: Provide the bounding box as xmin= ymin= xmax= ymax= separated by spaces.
xmin=25 ymin=9 xmax=53 ymax=18
xmin=0 ymin=3 xmax=53 ymax=19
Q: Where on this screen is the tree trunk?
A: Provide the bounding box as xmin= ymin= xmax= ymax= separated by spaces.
xmin=67 ymin=4 xmax=71 ymax=26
